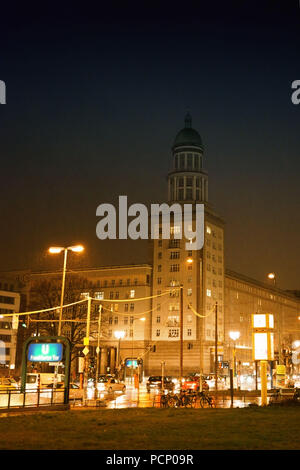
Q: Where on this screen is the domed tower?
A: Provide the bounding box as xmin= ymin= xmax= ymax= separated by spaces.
xmin=168 ymin=113 xmax=208 ymax=203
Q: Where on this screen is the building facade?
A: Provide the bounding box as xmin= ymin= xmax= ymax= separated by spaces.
xmin=0 ymin=280 xmax=20 ymax=374
xmin=1 ymin=115 xmax=300 ymax=379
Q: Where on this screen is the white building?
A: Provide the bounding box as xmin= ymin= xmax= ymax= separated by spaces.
xmin=0 ymin=289 xmax=20 ymax=372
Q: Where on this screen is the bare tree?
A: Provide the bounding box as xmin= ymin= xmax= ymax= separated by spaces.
xmin=27 ymin=276 xmax=110 ymax=363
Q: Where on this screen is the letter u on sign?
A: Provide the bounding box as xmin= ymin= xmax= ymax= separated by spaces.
xmin=42 ymin=344 xmax=50 ymax=355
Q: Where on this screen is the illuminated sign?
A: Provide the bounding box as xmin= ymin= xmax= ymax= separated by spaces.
xmin=126 ymin=359 xmax=138 ymax=368
xmin=28 ymin=343 xmax=63 ymax=362
xmin=252 ymin=313 xmax=274 ymax=361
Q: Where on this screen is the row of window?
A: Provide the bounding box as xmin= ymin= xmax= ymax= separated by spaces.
xmin=0 ymin=283 xmax=14 ymax=291
xmin=207 ymin=289 xmax=223 ymax=300
xmin=108 ymin=315 xmax=135 ymax=325
xmin=0 ymin=322 xmax=12 ymax=329
xmin=207 ymin=252 xmax=223 ymax=263
xmin=90 ymin=290 xmax=136 ymax=300
xmin=207 ymin=279 xmax=223 ymax=288
xmin=156 ymin=329 xmax=192 ymax=337
xmin=85 ymin=276 xmax=150 ymax=289
xmin=207 ymin=265 xmax=223 ymax=275
xmin=0 ymin=308 xmax=14 ymax=314
xmin=0 ymin=334 xmax=11 ymax=342
xmin=174 ymin=153 xmax=203 ymax=171
xmin=156 ymin=315 xmax=193 ymax=323
xmin=0 ymin=296 xmax=15 ymax=305
xmin=206 ymin=240 xmax=222 ymax=250
xmin=104 ymin=303 xmax=135 ymax=313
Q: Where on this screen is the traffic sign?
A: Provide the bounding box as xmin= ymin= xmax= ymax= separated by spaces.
xmin=83 ymin=346 xmax=89 ymax=356
xmin=96 ymin=346 xmax=100 ymax=354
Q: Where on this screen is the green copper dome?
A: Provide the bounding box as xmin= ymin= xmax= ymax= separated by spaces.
xmin=173 ymin=113 xmax=203 ymax=150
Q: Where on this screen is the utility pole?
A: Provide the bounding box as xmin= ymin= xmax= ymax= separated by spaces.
xmin=95 ymin=304 xmax=102 ymax=398
xmin=161 ymin=361 xmax=165 ymax=392
xmin=180 ymin=285 xmax=183 ymax=387
xmin=83 ymin=296 xmax=91 ymax=403
xmin=215 ymin=301 xmax=218 ymax=395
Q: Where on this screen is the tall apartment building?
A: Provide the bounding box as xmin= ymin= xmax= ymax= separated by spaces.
xmin=148 ymin=114 xmax=225 ymax=375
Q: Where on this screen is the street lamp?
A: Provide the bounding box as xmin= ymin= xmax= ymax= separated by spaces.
xmin=229 ymin=331 xmax=240 ymax=379
xmin=130 ymin=317 xmax=146 ymax=383
xmin=114 ymin=330 xmax=125 ymax=369
xmin=48 ymin=244 xmax=84 ymax=336
xmin=267 ymin=272 xmax=276 ymax=286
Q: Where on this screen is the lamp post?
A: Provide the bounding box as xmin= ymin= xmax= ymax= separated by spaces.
xmin=229 ymin=331 xmax=240 ymax=377
xmin=114 ymin=330 xmax=125 ymax=371
xmin=267 ymin=272 xmax=276 ymax=286
xmin=130 ymin=317 xmax=146 ymax=383
xmin=266 ymin=272 xmax=283 ymax=365
xmin=48 ymin=244 xmax=84 ymax=389
xmin=48 ymin=245 xmax=84 ymax=336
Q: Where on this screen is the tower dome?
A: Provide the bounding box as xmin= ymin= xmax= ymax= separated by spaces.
xmin=173 ymin=113 xmax=203 ymax=150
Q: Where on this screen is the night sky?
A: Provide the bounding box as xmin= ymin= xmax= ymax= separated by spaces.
xmin=0 ymin=1 xmax=299 ymax=289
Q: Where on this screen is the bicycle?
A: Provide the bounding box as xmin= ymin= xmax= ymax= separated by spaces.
xmin=194 ymin=390 xmax=215 ymax=408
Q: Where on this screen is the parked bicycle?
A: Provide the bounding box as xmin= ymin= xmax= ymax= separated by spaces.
xmin=194 ymin=390 xmax=216 ymax=408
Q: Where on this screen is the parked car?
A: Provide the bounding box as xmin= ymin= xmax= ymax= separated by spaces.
xmin=69 ymin=382 xmax=84 ymax=399
xmin=0 ymin=377 xmax=18 ymax=391
xmin=181 ymin=376 xmax=209 ymax=392
xmin=97 ymin=377 xmax=126 ymax=393
xmin=146 ymin=376 xmax=175 ymax=393
xmin=204 ymin=375 xmax=227 ymax=390
xmin=25 ymin=373 xmax=65 ymax=390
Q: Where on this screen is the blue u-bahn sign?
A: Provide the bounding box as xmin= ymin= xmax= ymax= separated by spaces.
xmin=28 ymin=342 xmax=63 ymax=362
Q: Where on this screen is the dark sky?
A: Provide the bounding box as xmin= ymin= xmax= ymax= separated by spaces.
xmin=0 ymin=1 xmax=299 ymax=289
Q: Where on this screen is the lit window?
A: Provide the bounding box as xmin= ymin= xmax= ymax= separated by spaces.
xmin=130 ymin=289 xmax=135 ymax=298
xmin=206 ymin=226 xmax=211 ymax=234
xmin=94 ymin=292 xmax=104 ymax=300
xmin=187 ymin=288 xmax=192 ymax=296
xmin=207 ymin=289 xmax=212 ymax=297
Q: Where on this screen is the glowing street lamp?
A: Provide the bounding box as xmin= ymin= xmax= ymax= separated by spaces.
xmin=267 ymin=272 xmax=276 ymax=286
xmin=48 ymin=245 xmax=84 ymax=336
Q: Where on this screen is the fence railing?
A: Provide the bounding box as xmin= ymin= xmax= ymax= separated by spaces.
xmin=0 ymin=388 xmax=67 ymax=410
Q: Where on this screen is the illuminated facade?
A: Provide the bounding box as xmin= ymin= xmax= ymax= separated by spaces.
xmin=2 ymin=116 xmax=300 ymax=378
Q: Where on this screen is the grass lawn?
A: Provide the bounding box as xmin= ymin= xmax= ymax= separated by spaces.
xmin=0 ymin=406 xmax=300 ymax=450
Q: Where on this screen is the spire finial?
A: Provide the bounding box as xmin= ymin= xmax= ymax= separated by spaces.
xmin=185 ymin=112 xmax=192 ymax=128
